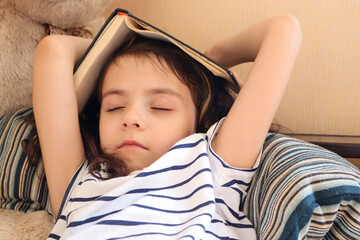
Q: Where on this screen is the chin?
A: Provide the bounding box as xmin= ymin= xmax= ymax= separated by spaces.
xmin=125 ymin=161 xmax=145 ymax=173
xmin=124 ymin=155 xmax=159 ymax=173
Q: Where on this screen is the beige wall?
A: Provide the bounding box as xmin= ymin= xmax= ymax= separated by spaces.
xmin=102 ymin=0 xmax=360 ymax=136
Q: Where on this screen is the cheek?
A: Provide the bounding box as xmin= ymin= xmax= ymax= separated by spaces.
xmin=170 ymin=110 xmax=197 ymax=141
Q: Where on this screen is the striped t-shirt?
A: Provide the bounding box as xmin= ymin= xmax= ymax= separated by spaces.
xmin=48 ymin=120 xmax=260 ymax=239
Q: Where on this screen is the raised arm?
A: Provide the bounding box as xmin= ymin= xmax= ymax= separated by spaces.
xmin=32 ymin=35 xmax=91 ymax=217
xmin=207 ymin=15 xmax=302 ymax=168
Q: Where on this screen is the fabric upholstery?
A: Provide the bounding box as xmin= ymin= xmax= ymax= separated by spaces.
xmin=0 ymin=108 xmax=49 ymax=212
xmin=243 ymin=133 xmax=360 ymax=239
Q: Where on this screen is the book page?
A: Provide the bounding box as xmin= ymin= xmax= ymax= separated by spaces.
xmin=124 ymin=17 xmax=229 ymax=79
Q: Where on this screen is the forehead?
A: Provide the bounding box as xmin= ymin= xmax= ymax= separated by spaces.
xmin=101 ymin=54 xmax=191 ymax=97
xmin=114 ymin=54 xmax=175 ymax=77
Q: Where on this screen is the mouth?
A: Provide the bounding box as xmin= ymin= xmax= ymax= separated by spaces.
xmin=117 ymin=140 xmax=148 ymax=150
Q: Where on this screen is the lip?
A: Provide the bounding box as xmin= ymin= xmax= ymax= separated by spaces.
xmin=117 ymin=140 xmax=148 ymax=150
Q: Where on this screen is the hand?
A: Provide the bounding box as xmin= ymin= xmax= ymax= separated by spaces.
xmin=204 ymin=47 xmax=244 ymax=88
xmin=233 ymin=72 xmax=244 ymax=88
xmin=204 ymin=46 xmax=221 ymax=66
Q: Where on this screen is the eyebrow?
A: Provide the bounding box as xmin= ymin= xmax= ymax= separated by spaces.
xmin=102 ymin=89 xmax=125 ymax=100
xmin=102 ymin=88 xmax=183 ymax=100
xmin=147 ymin=88 xmax=182 ymax=98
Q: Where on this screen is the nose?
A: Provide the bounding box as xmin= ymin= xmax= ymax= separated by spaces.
xmin=123 ymin=122 xmax=140 ymax=128
xmin=122 ymin=106 xmax=143 ymax=129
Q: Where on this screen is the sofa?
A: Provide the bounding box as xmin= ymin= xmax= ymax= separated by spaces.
xmin=1 ymin=107 xmax=360 ymax=239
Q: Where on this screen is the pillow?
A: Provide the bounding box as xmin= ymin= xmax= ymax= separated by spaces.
xmin=0 ymin=108 xmax=49 ymax=212
xmin=243 ymin=133 xmax=360 ymax=239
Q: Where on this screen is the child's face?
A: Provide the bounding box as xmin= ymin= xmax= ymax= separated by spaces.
xmin=99 ymin=55 xmax=197 ymax=172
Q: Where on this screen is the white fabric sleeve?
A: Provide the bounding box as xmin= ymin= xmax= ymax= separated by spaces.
xmin=206 ymin=118 xmax=262 ymax=196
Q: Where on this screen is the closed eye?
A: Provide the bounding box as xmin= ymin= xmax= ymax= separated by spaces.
xmin=151 ymin=107 xmax=172 ymax=111
xmin=108 ymin=106 xmax=125 ymax=112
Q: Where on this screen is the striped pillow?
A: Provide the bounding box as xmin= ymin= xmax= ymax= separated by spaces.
xmin=243 ymin=133 xmax=360 ymax=239
xmin=0 ymin=108 xmax=49 ymax=212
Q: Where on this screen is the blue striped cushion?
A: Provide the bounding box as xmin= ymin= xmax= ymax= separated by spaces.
xmin=0 ymin=108 xmax=49 ymax=212
xmin=243 ymin=133 xmax=360 ymax=239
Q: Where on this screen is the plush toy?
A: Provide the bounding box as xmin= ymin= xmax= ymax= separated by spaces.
xmin=0 ymin=0 xmax=114 ymax=116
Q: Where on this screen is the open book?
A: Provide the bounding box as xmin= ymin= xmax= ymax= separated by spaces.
xmin=74 ymin=8 xmax=239 ymax=112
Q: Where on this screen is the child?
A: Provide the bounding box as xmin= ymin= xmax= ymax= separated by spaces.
xmin=32 ymin=14 xmax=301 ymax=239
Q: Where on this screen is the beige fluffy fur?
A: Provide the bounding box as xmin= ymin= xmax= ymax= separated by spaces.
xmin=0 ymin=209 xmax=54 ymax=240
xmin=0 ymin=0 xmax=114 ymax=116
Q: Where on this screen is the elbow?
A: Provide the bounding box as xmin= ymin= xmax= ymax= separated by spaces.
xmin=34 ymin=35 xmax=69 ymax=62
xmin=269 ymin=14 xmax=303 ymax=48
xmin=282 ymin=14 xmax=302 ymax=43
